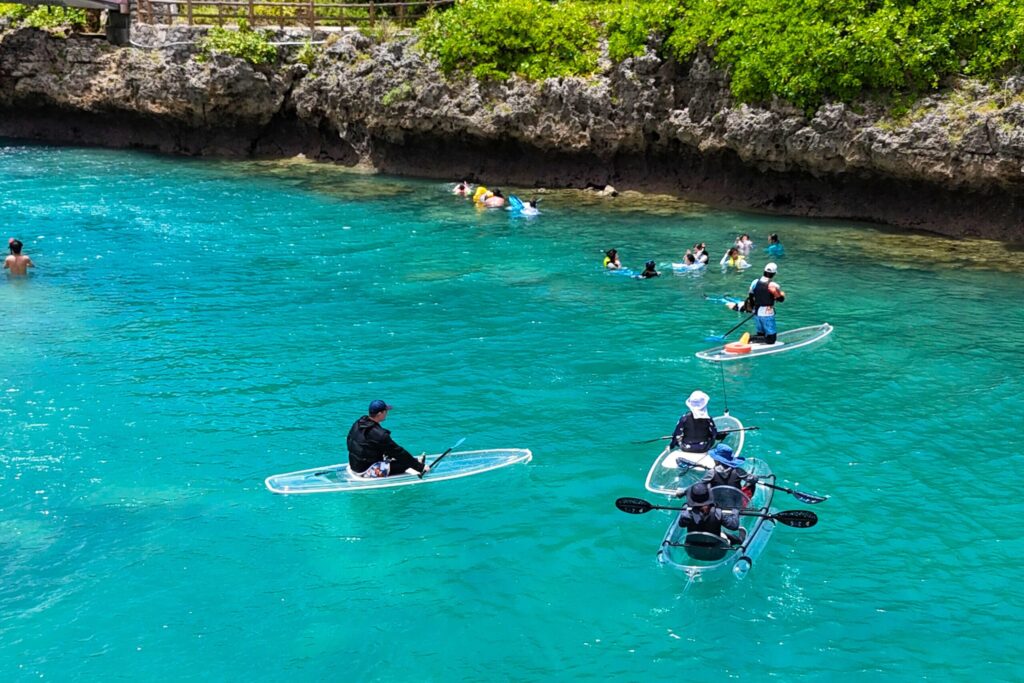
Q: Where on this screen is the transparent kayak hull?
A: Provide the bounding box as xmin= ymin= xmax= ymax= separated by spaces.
xmin=696 ymin=323 xmax=833 ymax=363
xmin=644 ymin=414 xmax=745 ymax=496
xmin=265 ymin=448 xmax=532 ymax=494
xmin=657 ymin=458 xmax=776 ymax=582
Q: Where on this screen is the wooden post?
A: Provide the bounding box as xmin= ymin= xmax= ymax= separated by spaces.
xmin=248 ymin=0 xmax=254 ymax=25
xmin=368 ymin=0 xmax=374 ymax=27
xmin=186 ymin=0 xmax=193 ymax=25
xmin=308 ymin=0 xmax=314 ymax=30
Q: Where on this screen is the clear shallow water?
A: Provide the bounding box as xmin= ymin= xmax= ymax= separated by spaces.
xmin=2 ymin=143 xmax=1023 ymax=681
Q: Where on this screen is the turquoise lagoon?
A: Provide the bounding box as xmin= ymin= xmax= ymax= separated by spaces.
xmin=1 ymin=143 xmax=1023 ymax=681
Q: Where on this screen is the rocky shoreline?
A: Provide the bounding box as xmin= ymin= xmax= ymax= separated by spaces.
xmin=2 ymin=24 xmax=1023 ymax=240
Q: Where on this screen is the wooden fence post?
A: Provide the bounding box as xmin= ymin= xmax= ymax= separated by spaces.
xmin=368 ymin=0 xmax=374 ymax=27
xmin=308 ymin=0 xmax=314 ymax=30
xmin=248 ymin=0 xmax=254 ymax=25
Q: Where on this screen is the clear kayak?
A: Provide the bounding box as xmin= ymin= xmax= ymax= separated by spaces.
xmin=696 ymin=323 xmax=833 ymax=363
xmin=265 ymin=448 xmax=532 ymax=494
xmin=644 ymin=414 xmax=746 ymax=496
xmin=657 ymin=458 xmax=777 ymax=582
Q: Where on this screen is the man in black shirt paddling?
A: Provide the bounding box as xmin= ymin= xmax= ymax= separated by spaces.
xmin=347 ymin=400 xmax=427 ymax=477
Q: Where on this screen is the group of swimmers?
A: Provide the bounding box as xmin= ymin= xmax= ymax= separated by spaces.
xmin=453 ymin=181 xmax=540 ymax=215
xmin=604 ymin=232 xmax=785 ymax=276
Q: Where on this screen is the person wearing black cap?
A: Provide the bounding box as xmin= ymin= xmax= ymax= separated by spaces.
xmin=346 ymin=400 xmax=427 ymax=478
xmin=677 ymin=481 xmax=744 ymax=545
xmin=639 ymin=260 xmax=660 ymax=279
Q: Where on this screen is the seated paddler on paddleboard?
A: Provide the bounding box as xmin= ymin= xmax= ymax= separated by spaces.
xmin=670 ymin=390 xmax=719 ymax=453
xmin=346 ymin=400 xmax=428 ymax=478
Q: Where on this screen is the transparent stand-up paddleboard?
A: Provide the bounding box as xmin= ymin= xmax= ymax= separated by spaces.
xmin=696 ymin=323 xmax=833 ymax=363
xmin=644 ymin=414 xmax=746 ymax=496
xmin=265 ymin=448 xmax=532 ymax=494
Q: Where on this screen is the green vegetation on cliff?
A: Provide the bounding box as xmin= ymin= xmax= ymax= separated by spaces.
xmin=418 ymin=0 xmax=1024 ymax=110
xmin=0 ymin=4 xmax=87 ymax=30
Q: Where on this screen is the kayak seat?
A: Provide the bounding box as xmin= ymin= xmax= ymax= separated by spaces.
xmin=682 ymin=532 xmax=731 ymax=561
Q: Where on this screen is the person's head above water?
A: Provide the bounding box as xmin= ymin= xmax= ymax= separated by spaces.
xmin=492 ymin=189 xmax=504 ymax=197
xmin=727 ymin=247 xmax=738 ymax=257
xmin=8 ymin=238 xmax=22 ymax=255
xmin=606 ymin=249 xmax=618 ymax=258
xmin=368 ymin=399 xmax=392 ymax=418
xmin=764 ymin=262 xmax=778 ymax=278
xmin=768 ymin=233 xmax=779 ymax=243
xmin=684 ymin=253 xmax=696 ymax=264
xmin=645 ymin=260 xmax=656 ymax=270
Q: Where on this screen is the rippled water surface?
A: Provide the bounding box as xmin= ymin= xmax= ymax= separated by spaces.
xmin=2 ymin=143 xmax=1023 ymax=681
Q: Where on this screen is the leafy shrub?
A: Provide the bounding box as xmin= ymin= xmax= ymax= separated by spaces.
xmin=602 ymin=0 xmax=678 ymax=63
xmin=381 ymin=82 xmax=414 ymax=106
xmin=666 ymin=0 xmax=1024 ymax=110
xmin=296 ymin=39 xmax=319 ymax=68
xmin=418 ymin=0 xmax=600 ymax=81
xmin=200 ymin=19 xmax=278 ymax=65
xmin=0 ymin=4 xmax=86 ymax=30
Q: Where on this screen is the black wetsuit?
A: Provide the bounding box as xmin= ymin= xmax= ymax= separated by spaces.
xmin=346 ymin=416 xmax=423 ymax=475
xmin=670 ymin=412 xmax=718 ymax=452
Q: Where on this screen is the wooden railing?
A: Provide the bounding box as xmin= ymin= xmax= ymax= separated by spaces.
xmin=134 ymin=0 xmax=454 ymax=29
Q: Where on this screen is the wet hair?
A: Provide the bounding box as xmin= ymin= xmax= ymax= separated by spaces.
xmin=606 ymin=249 xmax=617 ymax=258
xmin=685 ymin=253 xmax=695 ymax=264
xmin=727 ymin=247 xmax=738 ymax=257
xmin=493 ymin=189 xmax=504 ymax=197
xmin=769 ymin=233 xmax=779 ymax=242
xmin=645 ymin=260 xmax=656 ymax=269
xmin=9 ymin=239 xmax=22 ymax=255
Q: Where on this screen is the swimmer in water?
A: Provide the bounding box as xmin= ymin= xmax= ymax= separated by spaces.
xmin=4 ymin=238 xmax=34 ymax=277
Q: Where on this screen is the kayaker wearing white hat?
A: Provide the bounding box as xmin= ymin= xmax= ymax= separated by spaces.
xmin=669 ymin=390 xmax=719 ymax=453
xmin=702 ymin=444 xmax=759 ymax=500
xmin=676 ymin=481 xmax=744 ymax=545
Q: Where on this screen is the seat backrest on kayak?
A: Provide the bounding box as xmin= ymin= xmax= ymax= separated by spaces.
xmin=682 ymin=532 xmax=731 ymax=561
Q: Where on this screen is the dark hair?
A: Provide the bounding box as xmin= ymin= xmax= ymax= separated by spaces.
xmin=606 ymin=249 xmax=617 ymax=257
xmin=769 ymin=233 xmax=779 ymax=242
xmin=9 ymin=239 xmax=22 ymax=255
xmin=645 ymin=260 xmax=656 ymax=269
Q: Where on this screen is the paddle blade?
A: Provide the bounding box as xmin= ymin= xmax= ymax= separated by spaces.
xmin=792 ymin=490 xmax=830 ymax=505
xmin=773 ymin=509 xmax=818 ymax=528
xmin=450 ymin=437 xmax=467 ymax=451
xmin=704 ymin=335 xmax=726 ymax=343
xmin=615 ymin=497 xmax=654 ymax=514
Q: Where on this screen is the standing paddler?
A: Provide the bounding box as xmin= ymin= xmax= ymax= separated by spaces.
xmin=347 ymin=400 xmax=429 ymax=478
xmin=730 ymin=262 xmax=785 ymax=344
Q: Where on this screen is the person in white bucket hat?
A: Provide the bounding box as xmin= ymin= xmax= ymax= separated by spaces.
xmin=669 ymin=390 xmax=719 ymax=453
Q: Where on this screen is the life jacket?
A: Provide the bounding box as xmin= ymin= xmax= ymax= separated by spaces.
xmin=752 ymin=277 xmax=775 ymax=308
xmin=681 ymin=508 xmax=726 ymax=535
xmin=678 ymin=413 xmax=715 ymax=449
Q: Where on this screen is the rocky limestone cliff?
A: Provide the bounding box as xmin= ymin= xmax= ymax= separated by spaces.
xmin=2 ymin=24 xmax=1023 ymax=240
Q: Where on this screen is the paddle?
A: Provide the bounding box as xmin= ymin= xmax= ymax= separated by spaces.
xmin=630 ymin=426 xmax=759 ymax=445
xmin=419 ymin=437 xmax=466 ymax=478
xmin=704 ymin=313 xmax=755 ymax=343
xmin=614 ymin=497 xmax=818 ymax=528
xmin=674 ymin=460 xmax=829 ymax=504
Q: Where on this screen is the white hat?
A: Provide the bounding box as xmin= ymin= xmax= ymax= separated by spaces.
xmin=764 ymin=262 xmax=778 ymax=274
xmin=685 ymin=390 xmax=710 ymax=418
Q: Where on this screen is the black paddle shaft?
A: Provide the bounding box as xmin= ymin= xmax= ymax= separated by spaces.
xmin=613 ymin=497 xmax=818 ymax=528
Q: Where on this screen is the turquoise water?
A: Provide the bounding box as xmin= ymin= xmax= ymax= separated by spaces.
xmin=2 ymin=143 xmax=1023 ymax=681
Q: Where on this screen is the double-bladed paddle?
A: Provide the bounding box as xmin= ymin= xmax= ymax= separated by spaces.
xmin=614 ymin=496 xmax=818 ymax=528
xmin=673 ymin=459 xmax=830 ymax=504
xmin=630 ymin=426 xmax=759 ymax=445
xmin=419 ymin=437 xmax=466 ymax=478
